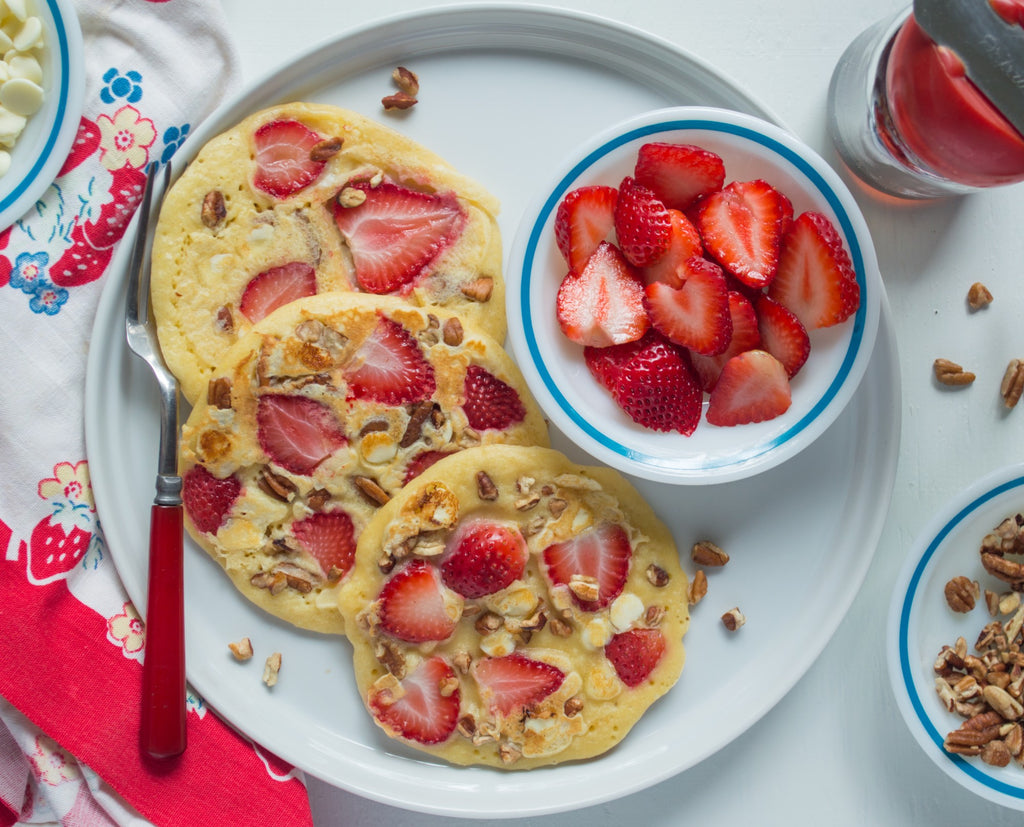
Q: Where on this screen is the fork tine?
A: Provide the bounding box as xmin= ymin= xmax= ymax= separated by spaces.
xmin=125 ymin=165 xmax=158 ymax=327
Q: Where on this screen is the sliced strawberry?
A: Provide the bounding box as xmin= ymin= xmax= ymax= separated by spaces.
xmin=542 ymin=523 xmax=632 ymax=611
xmin=368 ymin=656 xmax=460 ymax=745
xmin=472 ymin=654 xmax=565 ymax=716
xmin=605 ymin=628 xmax=666 ymax=688
xmin=613 ymin=176 xmax=672 ymax=267
xmin=612 ymin=332 xmax=703 ymax=435
xmin=705 ymin=349 xmax=792 ymax=426
xmin=344 ymin=315 xmax=436 ymax=406
xmin=462 ymin=365 xmax=526 ymax=431
xmin=291 ymin=510 xmax=356 ymax=580
xmin=584 ymin=335 xmax=647 ymax=390
xmin=755 ymin=294 xmax=810 ymax=378
xmin=643 ymin=257 xmax=732 ymax=356
xmin=554 ymin=184 xmax=617 ymax=270
xmin=690 ymin=290 xmax=762 ymax=391
xmin=634 ymin=142 xmax=726 ymax=211
xmin=695 ymin=179 xmax=793 ymax=289
xmin=768 ymin=211 xmax=860 ymax=329
xmin=182 ymin=465 xmax=241 ymax=535
xmin=253 ymin=119 xmax=327 ymax=199
xmin=377 ymin=559 xmax=458 ymax=643
xmin=256 ymin=395 xmax=347 ymax=475
xmin=555 ymin=241 xmax=649 ymax=347
xmin=238 ymin=261 xmax=317 ymax=323
xmin=440 ymin=519 xmax=528 ymax=599
xmin=332 ymin=181 xmax=465 ymax=294
xmin=639 ymin=209 xmax=703 ymax=288
xmin=403 ymin=450 xmax=454 ymax=485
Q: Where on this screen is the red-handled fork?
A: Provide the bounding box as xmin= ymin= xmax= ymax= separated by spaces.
xmin=125 ymin=162 xmax=186 ymax=759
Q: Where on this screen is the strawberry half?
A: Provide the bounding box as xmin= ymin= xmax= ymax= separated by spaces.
xmin=695 ymin=179 xmax=793 ymax=289
xmin=462 ymin=365 xmax=527 ymax=431
xmin=643 ymin=257 xmax=733 ymax=356
xmin=690 ymin=290 xmax=762 ymax=392
xmin=542 ymin=523 xmax=632 ymax=611
xmin=705 ymin=349 xmax=792 ymax=426
xmin=611 ymin=331 xmax=703 ymax=435
xmin=332 ymin=181 xmax=465 ymax=294
xmin=344 ymin=316 xmax=436 ymax=405
xmin=368 ymin=656 xmax=460 ymax=745
xmin=613 ymin=176 xmax=672 ymax=267
xmin=555 ymin=241 xmax=649 ymax=347
xmin=605 ymin=628 xmax=666 ymax=687
xmin=472 ymin=653 xmax=565 ymax=716
xmin=291 ymin=510 xmax=356 ymax=580
xmin=256 ymin=394 xmax=347 ymax=475
xmin=768 ymin=211 xmax=860 ymax=329
xmin=440 ymin=519 xmax=528 ymax=599
xmin=253 ymin=119 xmax=328 ymax=199
xmin=634 ymin=142 xmax=726 ymax=211
xmin=639 ymin=209 xmax=703 ymax=288
xmin=584 ymin=335 xmax=647 ymax=391
xmin=755 ymin=294 xmax=810 ymax=378
xmin=182 ymin=465 xmax=241 ymax=535
xmin=238 ymin=262 xmax=317 ymax=323
xmin=554 ymin=184 xmax=617 ymax=271
xmin=377 ymin=559 xmax=458 ymax=643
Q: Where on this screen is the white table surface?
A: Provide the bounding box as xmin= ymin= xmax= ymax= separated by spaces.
xmin=217 ymin=1 xmax=1024 ymax=823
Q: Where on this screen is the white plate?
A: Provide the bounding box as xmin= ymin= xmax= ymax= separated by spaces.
xmin=507 ymin=106 xmax=882 ymax=484
xmin=0 ymin=0 xmax=84 ymax=230
xmin=889 ymin=464 xmax=1024 ymax=811
xmin=85 ymin=5 xmax=901 ymax=818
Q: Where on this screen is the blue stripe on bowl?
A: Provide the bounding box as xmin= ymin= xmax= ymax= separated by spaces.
xmin=518 ymin=117 xmax=868 ymax=472
xmin=898 ymin=473 xmax=1024 ymax=798
xmin=0 ymin=0 xmax=72 ymax=212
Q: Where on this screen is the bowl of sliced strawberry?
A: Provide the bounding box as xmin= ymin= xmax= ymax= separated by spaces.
xmin=506 ymin=106 xmax=881 ymax=484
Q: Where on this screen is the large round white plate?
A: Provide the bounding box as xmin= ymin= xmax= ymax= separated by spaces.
xmin=0 ymin=0 xmax=84 ymax=231
xmin=889 ymin=464 xmax=1024 ymax=811
xmin=84 ymin=5 xmax=901 ymax=818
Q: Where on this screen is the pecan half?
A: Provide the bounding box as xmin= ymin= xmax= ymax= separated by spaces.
xmin=1002 ymin=359 xmax=1024 ymax=408
xmin=460 ymin=277 xmax=493 ymax=303
xmin=944 ymin=576 xmax=980 ymax=613
xmin=933 ymin=358 xmax=976 ymax=386
xmin=309 ymin=136 xmax=343 ymax=162
xmin=382 ymin=92 xmax=417 ymax=111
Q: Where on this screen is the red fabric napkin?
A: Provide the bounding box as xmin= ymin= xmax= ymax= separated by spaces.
xmin=0 ymin=1 xmax=314 ymax=824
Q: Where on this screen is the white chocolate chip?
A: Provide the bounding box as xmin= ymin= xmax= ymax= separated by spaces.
xmin=7 ymin=53 xmax=40 ymax=83
xmin=581 ymin=617 xmax=612 ymax=650
xmin=249 ymin=224 xmax=274 ymax=243
xmin=0 ymin=76 xmax=42 ymax=116
xmin=609 ymin=593 xmax=644 ymax=632
xmin=483 ymin=585 xmax=538 ymax=618
xmin=0 ymin=149 xmax=13 ymax=176
xmin=360 ymin=431 xmax=397 ymax=464
xmin=0 ymin=105 xmax=26 ymax=147
xmin=12 ymin=16 xmax=41 ymax=51
xmin=4 ymin=0 xmax=28 ymax=22
xmin=479 ymin=628 xmax=516 ymax=658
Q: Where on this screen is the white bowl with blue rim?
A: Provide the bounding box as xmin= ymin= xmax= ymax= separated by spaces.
xmin=0 ymin=0 xmax=84 ymax=231
xmin=505 ymin=106 xmax=882 ymax=484
xmin=889 ymin=464 xmax=1024 ymax=810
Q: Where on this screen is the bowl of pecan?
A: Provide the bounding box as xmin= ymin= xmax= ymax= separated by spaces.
xmin=889 ymin=463 xmax=1024 ymax=810
xmin=505 ymin=106 xmax=882 ymax=484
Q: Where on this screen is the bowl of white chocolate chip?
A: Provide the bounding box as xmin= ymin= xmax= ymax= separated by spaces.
xmin=0 ymin=0 xmax=83 ymax=230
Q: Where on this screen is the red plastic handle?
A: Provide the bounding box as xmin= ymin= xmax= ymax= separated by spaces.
xmin=140 ymin=503 xmax=186 ymax=759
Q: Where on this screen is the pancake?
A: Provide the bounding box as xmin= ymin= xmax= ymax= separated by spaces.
xmin=152 ymin=102 xmax=504 ymax=403
xmin=338 ymin=445 xmax=688 ymax=768
xmin=178 ymin=294 xmax=548 ymax=634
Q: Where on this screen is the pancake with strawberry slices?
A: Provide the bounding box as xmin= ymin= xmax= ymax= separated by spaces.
xmin=178 ymin=294 xmax=548 ymax=634
xmin=339 ymin=444 xmax=688 ymax=768
xmin=152 ymin=102 xmax=504 ymax=404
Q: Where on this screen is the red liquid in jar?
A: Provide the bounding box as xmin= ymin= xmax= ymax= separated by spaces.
xmin=885 ymin=13 xmax=1024 ymax=188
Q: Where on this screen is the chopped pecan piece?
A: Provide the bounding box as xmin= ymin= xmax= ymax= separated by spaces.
xmin=721 ymin=607 xmax=746 ymax=631
xmin=967 ymin=281 xmax=993 ymax=310
xmin=207 ymin=376 xmax=233 ymax=409
xmin=257 ymin=467 xmax=298 ymax=502
xmin=353 ymin=475 xmax=391 ymax=506
xmin=645 ymin=563 xmax=670 ymax=587
xmin=475 ymin=470 xmax=498 ymax=501
xmin=933 ymin=358 xmax=975 ymax=386
xmin=215 ymin=305 xmax=234 ymax=333
xmin=400 ymin=401 xmax=435 ymax=448
xmin=228 ymin=637 xmax=253 ymax=661
xmin=262 ymin=652 xmax=282 ymax=687
xmin=691 ymin=541 xmax=729 ymax=567
xmin=307 ymin=488 xmax=331 ymax=512
xmin=1002 ymin=359 xmax=1024 ymax=408
xmin=442 ymin=316 xmax=464 ymax=346
xmin=201 ymin=189 xmax=227 ymax=229
xmin=460 ymin=276 xmax=493 ymax=302
xmin=309 ymin=136 xmax=343 ymax=162
xmin=393 ymin=66 xmax=419 ymax=96
xmin=382 ymin=92 xmax=417 ymax=111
